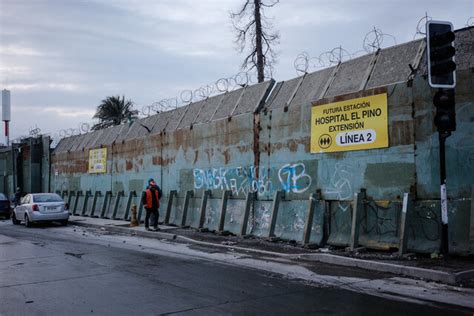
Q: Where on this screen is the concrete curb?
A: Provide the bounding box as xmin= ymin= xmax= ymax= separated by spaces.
xmin=71 ymin=221 xmax=178 ymax=241
xmin=70 ymin=220 xmax=470 ymax=286
xmin=292 ymin=254 xmax=458 ymax=285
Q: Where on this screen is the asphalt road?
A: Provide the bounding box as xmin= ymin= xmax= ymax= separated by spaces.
xmin=0 ymin=220 xmax=471 ymax=315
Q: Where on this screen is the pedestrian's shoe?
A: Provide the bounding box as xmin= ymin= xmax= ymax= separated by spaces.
xmin=152 ymin=227 xmax=160 ymax=231
xmin=145 ymin=227 xmax=151 ymax=231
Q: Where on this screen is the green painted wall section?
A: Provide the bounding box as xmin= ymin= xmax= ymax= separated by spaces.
xmin=50 ymin=63 xmax=474 ymax=254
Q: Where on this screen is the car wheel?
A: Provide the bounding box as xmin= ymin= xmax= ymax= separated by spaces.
xmin=61 ymin=220 xmax=68 ymax=226
xmin=24 ymin=215 xmax=32 ymax=228
xmin=11 ymin=213 xmax=20 ymax=225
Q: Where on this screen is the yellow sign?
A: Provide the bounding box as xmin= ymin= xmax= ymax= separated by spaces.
xmin=88 ymin=148 xmax=107 ymax=173
xmin=311 ymin=93 xmax=388 ymax=153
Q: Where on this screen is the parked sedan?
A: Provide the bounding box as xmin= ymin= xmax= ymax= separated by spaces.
xmin=0 ymin=193 xmax=10 ymax=219
xmin=11 ymin=193 xmax=69 ymax=227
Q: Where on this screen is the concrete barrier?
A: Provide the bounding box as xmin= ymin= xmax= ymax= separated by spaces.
xmin=327 ymin=200 xmax=353 ymax=247
xmin=81 ymin=190 xmax=92 ymax=216
xmin=100 ymin=191 xmax=112 ymax=218
xmin=89 ymin=191 xmax=102 ymax=217
xmin=67 ymin=191 xmax=75 ymax=212
xmin=204 ymin=198 xmax=221 ymax=232
xmin=303 ymin=192 xmax=326 ymax=246
xmin=82 ymin=191 xmax=95 ymax=217
xmin=73 ymin=191 xmax=84 ymax=216
xmin=223 ymin=198 xmax=247 ymax=235
xmin=112 ymin=191 xmax=126 ymax=220
xmin=251 ymin=200 xmax=273 ymax=237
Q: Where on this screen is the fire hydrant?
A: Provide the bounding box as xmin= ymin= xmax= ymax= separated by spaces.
xmin=130 ymin=204 xmax=139 ymax=227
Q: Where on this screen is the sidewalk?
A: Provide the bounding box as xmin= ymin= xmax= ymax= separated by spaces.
xmin=69 ymin=216 xmax=474 ymax=286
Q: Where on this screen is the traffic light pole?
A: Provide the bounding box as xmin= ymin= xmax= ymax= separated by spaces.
xmin=426 ymin=20 xmax=456 ymax=256
xmin=439 ymin=130 xmax=449 ymax=255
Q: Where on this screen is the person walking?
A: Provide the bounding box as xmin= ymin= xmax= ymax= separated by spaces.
xmin=14 ymin=187 xmax=22 ymax=207
xmin=141 ymin=178 xmax=161 ymax=231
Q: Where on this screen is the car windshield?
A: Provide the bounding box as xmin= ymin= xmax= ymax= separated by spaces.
xmin=33 ymin=194 xmax=63 ymax=203
xmin=0 ymin=193 xmax=6 ymax=200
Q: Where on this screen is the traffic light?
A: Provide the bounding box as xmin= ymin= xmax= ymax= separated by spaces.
xmin=426 ymin=21 xmax=456 ymax=88
xmin=433 ymin=89 xmax=456 ymax=133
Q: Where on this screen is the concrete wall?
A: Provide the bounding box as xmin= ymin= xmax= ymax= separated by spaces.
xmin=51 ymin=27 xmax=474 ymax=254
xmin=0 ymin=136 xmax=51 ymax=198
xmin=0 ymin=148 xmax=13 ymax=197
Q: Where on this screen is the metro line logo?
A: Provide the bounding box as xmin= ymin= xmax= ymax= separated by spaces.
xmin=311 ymin=93 xmax=389 ymax=153
xmin=318 ymin=134 xmax=332 ymax=149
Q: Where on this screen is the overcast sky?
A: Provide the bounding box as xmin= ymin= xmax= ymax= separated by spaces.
xmin=0 ymin=0 xmax=472 ymax=143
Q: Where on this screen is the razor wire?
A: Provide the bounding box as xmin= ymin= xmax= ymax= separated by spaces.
xmin=363 ymin=27 xmax=397 ymax=53
xmin=413 ymin=13 xmax=432 ymax=40
xmin=294 ymin=46 xmax=352 ymax=75
xmin=467 ymin=17 xmax=474 ymax=27
xmin=139 ymin=70 xmax=255 ymax=117
xmin=29 ymin=125 xmax=41 ymax=137
xmin=294 ymin=26 xmax=399 ymax=74
xmin=58 ymin=122 xmax=91 ymax=137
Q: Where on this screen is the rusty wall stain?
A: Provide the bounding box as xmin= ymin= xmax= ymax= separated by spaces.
xmin=222 ymin=148 xmax=231 ymax=164
xmin=270 ymin=137 xmax=310 ymax=154
xmin=312 ymin=87 xmax=388 ymax=106
xmin=193 ymin=150 xmax=199 ymax=164
xmin=390 ymin=121 xmax=414 ymax=146
xmin=153 ymin=155 xmax=174 ymax=166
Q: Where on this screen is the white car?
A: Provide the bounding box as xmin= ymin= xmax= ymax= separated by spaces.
xmin=11 ymin=193 xmax=69 ymax=227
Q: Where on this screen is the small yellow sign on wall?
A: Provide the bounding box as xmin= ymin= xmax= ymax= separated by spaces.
xmin=311 ymin=93 xmax=388 ymax=153
xmin=88 ymin=148 xmax=107 ymax=173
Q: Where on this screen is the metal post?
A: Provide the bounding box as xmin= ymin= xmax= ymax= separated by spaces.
xmin=124 ymin=191 xmax=136 ymax=221
xmin=303 ymin=192 xmax=318 ymax=245
xmin=67 ymin=191 xmax=74 ymax=211
xmin=199 ymin=190 xmax=211 ymax=229
xmin=181 ymin=190 xmax=194 ymax=227
xmin=268 ymin=190 xmax=285 ymax=238
xmin=164 ymin=190 xmax=177 ymax=224
xmin=350 ymin=189 xmax=366 ymax=251
xmin=398 ymin=193 xmax=412 ymax=255
xmin=439 ymin=132 xmax=449 ymax=255
xmin=240 ymin=192 xmax=255 ymax=236
xmin=4 ymin=121 xmax=9 ymax=147
xmin=469 ymin=186 xmax=474 ymax=255
xmin=72 ymin=191 xmax=82 ymax=215
xmin=81 ymin=190 xmax=92 ymax=216
xmin=100 ymin=191 xmax=111 ymax=218
xmin=90 ymin=191 xmax=101 ymax=217
xmin=218 ymin=190 xmax=232 ymax=232
xmin=112 ymin=191 xmax=124 ymax=219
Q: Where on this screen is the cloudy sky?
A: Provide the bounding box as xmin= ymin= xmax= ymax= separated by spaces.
xmin=0 ymin=0 xmax=472 ymax=143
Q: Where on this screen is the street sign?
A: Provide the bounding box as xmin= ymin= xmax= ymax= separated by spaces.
xmin=311 ymin=93 xmax=388 ymax=153
xmin=88 ymin=148 xmax=107 ymax=173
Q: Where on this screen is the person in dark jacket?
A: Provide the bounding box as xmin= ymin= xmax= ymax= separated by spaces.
xmin=14 ymin=187 xmax=22 ymax=207
xmin=141 ymin=178 xmax=161 ymax=231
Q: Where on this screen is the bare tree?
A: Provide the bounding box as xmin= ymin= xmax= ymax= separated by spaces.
xmin=231 ymin=0 xmax=280 ymax=83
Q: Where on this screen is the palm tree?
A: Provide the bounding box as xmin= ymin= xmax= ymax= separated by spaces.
xmin=91 ymin=95 xmax=139 ymax=130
